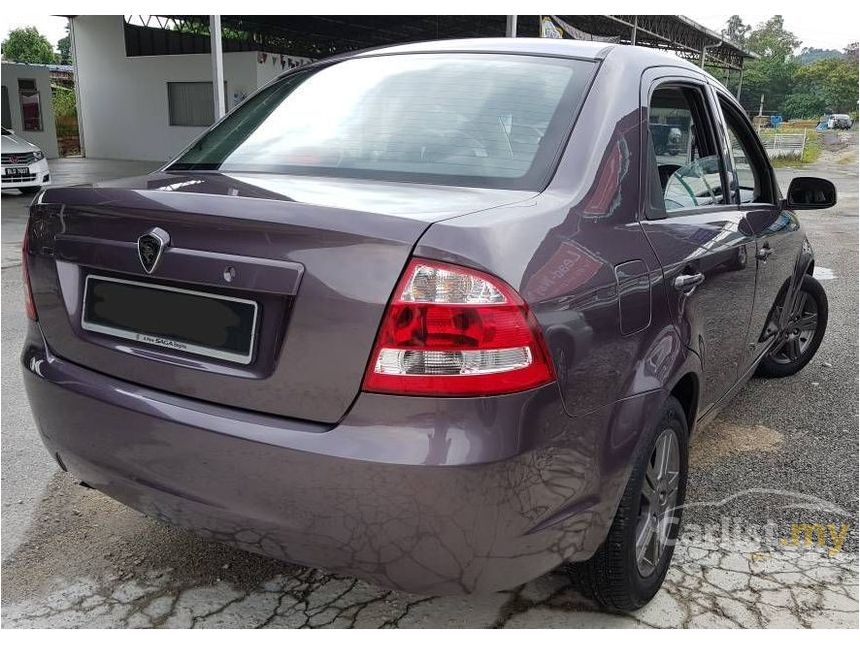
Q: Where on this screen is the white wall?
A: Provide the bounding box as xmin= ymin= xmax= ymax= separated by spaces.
xmin=1 ymin=63 xmax=59 ymax=158
xmin=255 ymin=52 xmax=313 ymax=89
xmin=71 ymin=15 xmax=269 ymax=162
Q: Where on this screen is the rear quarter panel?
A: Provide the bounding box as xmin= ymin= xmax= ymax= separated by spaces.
xmin=414 ymin=52 xmax=695 ymax=514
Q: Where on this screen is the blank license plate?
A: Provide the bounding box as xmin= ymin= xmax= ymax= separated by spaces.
xmin=82 ymin=275 xmax=258 ymax=364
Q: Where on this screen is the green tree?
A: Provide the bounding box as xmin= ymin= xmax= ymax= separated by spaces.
xmin=737 ymin=16 xmax=801 ymax=115
xmin=721 ymin=15 xmax=750 ymax=47
xmin=1 ymin=26 xmax=56 ymax=64
xmin=797 ymin=48 xmax=842 ymax=65
xmin=746 ymin=16 xmax=800 ymax=59
xmin=56 ymin=23 xmax=71 ymax=65
xmin=784 ymin=57 xmax=859 ymax=118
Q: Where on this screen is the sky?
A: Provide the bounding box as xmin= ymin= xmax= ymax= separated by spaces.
xmin=0 ymin=13 xmax=856 ymax=53
xmin=687 ymin=13 xmax=857 ymax=52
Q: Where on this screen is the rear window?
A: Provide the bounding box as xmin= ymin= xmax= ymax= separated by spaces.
xmin=169 ymin=53 xmax=596 ymax=189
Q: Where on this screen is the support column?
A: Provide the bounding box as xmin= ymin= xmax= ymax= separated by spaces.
xmin=69 ymin=17 xmax=86 ymax=157
xmin=631 ymin=16 xmax=638 ymax=46
xmin=506 ymin=15 xmax=518 ymax=37
xmin=210 ymin=15 xmax=225 ymax=119
xmin=736 ymin=64 xmax=745 ymax=100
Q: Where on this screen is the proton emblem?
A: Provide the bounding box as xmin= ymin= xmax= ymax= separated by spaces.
xmin=137 ymin=227 xmax=169 ymax=274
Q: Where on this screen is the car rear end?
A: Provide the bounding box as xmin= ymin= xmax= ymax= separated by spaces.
xmin=21 ymin=44 xmax=609 ymax=593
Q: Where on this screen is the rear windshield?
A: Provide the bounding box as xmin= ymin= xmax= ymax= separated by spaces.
xmin=169 ymin=53 xmax=596 ymax=189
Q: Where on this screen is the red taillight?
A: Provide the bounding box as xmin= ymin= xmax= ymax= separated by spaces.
xmin=362 ymin=259 xmax=555 ymax=396
xmin=22 ymin=222 xmax=37 ymax=321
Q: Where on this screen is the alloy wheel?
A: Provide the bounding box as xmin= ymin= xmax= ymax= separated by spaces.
xmin=636 ymin=428 xmax=680 ymax=577
xmin=770 ymin=290 xmax=819 ymax=365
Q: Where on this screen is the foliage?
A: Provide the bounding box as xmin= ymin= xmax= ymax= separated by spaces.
xmin=56 ymin=23 xmax=71 ymax=65
xmin=797 ymin=48 xmax=842 ymax=65
xmin=746 ymin=16 xmax=801 ymax=59
xmin=722 ymin=15 xmax=858 ymax=120
xmin=52 ymin=86 xmax=76 ymax=118
xmin=1 ymin=26 xmax=56 ymax=64
xmin=52 ymin=86 xmax=78 ymax=137
xmin=784 ymin=58 xmax=859 ymax=118
xmin=721 ymin=15 xmax=750 ymax=48
xmin=738 ymin=16 xmax=801 ymax=115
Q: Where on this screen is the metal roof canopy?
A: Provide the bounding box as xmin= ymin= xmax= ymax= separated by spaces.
xmin=123 ymin=15 xmax=755 ymax=70
xmin=562 ymin=15 xmax=756 ymax=71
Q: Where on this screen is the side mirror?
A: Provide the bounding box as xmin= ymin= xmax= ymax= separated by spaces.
xmin=785 ymin=177 xmax=837 ymax=210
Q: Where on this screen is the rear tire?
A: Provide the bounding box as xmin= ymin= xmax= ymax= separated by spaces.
xmin=570 ymin=396 xmax=689 ymax=611
xmin=757 ymin=275 xmax=827 ymax=378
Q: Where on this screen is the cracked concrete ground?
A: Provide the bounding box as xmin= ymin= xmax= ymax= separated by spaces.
xmin=1 ymin=478 xmax=857 ymax=628
xmin=2 ymin=140 xmax=858 ymax=627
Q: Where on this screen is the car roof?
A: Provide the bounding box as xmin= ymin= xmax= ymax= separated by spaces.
xmin=353 ymin=37 xmax=709 ymax=72
xmin=354 ymin=37 xmax=616 ymax=60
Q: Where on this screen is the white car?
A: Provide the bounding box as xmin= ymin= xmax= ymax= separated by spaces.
xmin=1 ymin=126 xmax=50 ymax=194
xmin=829 ymin=114 xmax=854 ymax=130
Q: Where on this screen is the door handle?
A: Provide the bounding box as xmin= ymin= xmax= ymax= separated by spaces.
xmin=757 ymin=244 xmax=774 ymax=261
xmin=674 ymin=272 xmax=705 ymax=292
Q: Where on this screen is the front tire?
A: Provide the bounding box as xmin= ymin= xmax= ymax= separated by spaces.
xmin=757 ymin=275 xmax=827 ymax=378
xmin=570 ymin=396 xmax=689 ymax=611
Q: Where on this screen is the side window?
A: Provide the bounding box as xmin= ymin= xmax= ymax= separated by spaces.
xmin=719 ymin=98 xmax=773 ymax=205
xmin=1 ymin=85 xmax=11 ymax=129
xmin=18 ymin=79 xmax=42 ymax=131
xmin=647 ymin=85 xmax=725 ymax=215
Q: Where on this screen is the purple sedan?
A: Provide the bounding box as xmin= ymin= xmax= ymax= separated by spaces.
xmin=22 ymin=39 xmax=834 ymax=609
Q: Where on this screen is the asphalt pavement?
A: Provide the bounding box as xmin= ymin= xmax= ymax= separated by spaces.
xmin=1 ymin=146 xmax=857 ymax=628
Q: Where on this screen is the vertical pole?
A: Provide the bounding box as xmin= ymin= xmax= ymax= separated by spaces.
xmin=736 ymin=64 xmax=744 ymax=100
xmin=69 ymin=17 xmax=86 ymax=157
xmin=210 ymin=15 xmax=225 ymax=119
xmin=759 ymin=94 xmax=765 ymax=117
xmin=631 ymin=16 xmax=638 ymax=46
xmin=506 ymin=15 xmax=518 ymax=37
xmin=700 ymin=45 xmax=707 ymax=68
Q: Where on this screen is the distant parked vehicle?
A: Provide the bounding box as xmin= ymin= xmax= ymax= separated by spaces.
xmin=1 ymin=127 xmax=50 ymax=194
xmin=829 ymin=114 xmax=853 ymax=129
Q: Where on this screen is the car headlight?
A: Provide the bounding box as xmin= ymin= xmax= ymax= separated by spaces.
xmin=33 ymin=150 xmax=45 ymax=162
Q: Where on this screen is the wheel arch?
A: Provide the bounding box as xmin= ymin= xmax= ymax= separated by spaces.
xmin=669 ymin=371 xmax=699 ymax=432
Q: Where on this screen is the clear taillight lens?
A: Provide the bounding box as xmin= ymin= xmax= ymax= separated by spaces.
xmin=362 ymin=259 xmax=555 ymax=396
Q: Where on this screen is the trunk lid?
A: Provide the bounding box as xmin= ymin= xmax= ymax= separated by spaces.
xmin=28 ymin=171 xmax=532 ymax=423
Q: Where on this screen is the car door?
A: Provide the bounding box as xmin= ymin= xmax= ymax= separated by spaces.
xmin=638 ymin=70 xmax=757 ymax=414
xmin=709 ymin=87 xmax=804 ymax=370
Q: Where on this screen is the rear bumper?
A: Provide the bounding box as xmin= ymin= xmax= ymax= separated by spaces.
xmin=21 ymin=329 xmax=650 ymax=594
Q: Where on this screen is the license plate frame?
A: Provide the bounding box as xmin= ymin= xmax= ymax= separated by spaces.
xmin=81 ymin=274 xmax=259 ymax=365
xmin=4 ymin=166 xmax=29 ymax=176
